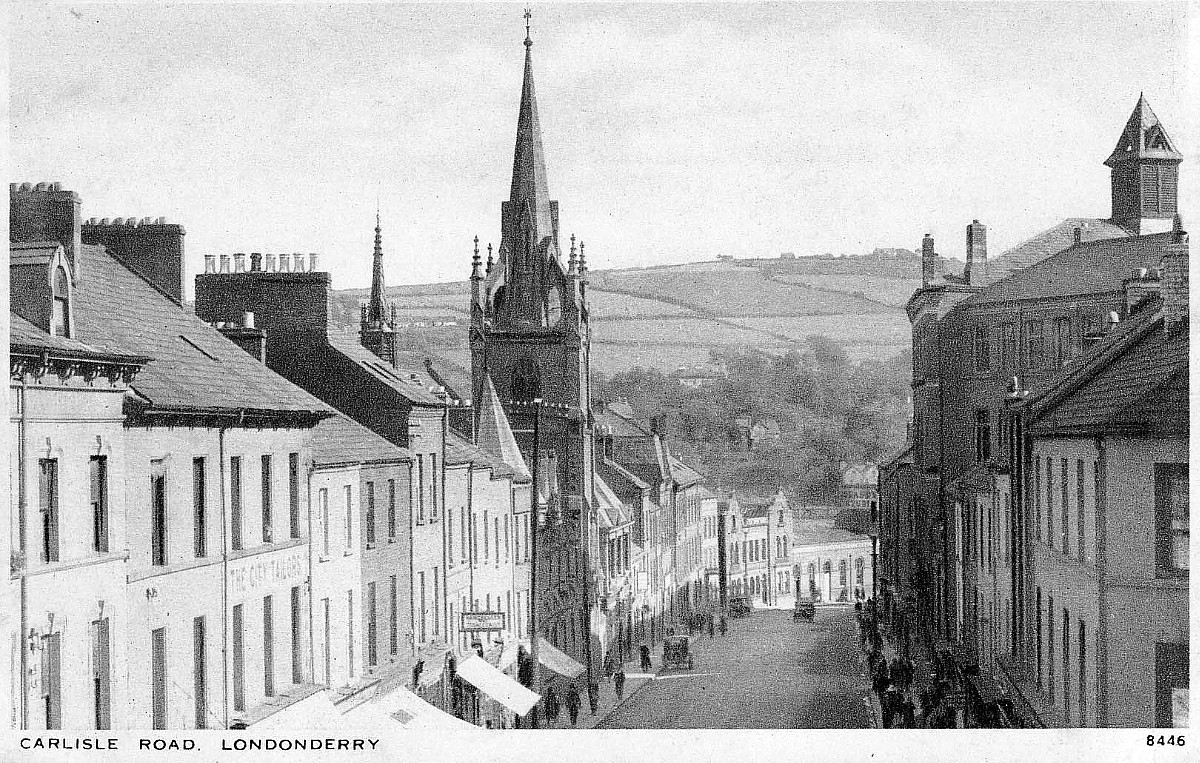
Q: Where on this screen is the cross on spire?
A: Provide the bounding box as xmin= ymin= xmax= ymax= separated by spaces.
xmin=524 ymin=8 xmax=532 ymax=45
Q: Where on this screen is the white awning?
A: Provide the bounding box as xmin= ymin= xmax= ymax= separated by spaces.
xmin=536 ymin=636 xmax=586 ymax=679
xmin=496 ymin=636 xmax=527 ymax=673
xmin=251 ymin=689 xmax=341 ymax=731
xmin=455 ymin=655 xmax=540 ymax=716
xmin=340 ymin=684 xmax=477 ymax=731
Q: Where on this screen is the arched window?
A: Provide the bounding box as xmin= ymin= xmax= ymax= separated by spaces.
xmin=856 ymin=557 xmax=865 ymax=584
xmin=839 ymin=559 xmax=848 ymax=585
xmin=52 ymin=265 xmax=70 ymax=337
xmin=511 ymin=357 xmax=541 ymax=402
xmin=807 ymin=563 xmax=815 ymax=580
xmin=782 ymin=536 xmax=788 ymax=556
xmin=546 ymin=286 xmax=562 ymax=327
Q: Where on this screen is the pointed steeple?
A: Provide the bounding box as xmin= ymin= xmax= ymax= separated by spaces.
xmin=509 ymin=10 xmax=555 ymax=246
xmin=367 ymin=210 xmax=388 ymax=324
xmin=1105 ymin=93 xmax=1183 ymax=167
xmin=475 ymin=374 xmax=531 ymax=481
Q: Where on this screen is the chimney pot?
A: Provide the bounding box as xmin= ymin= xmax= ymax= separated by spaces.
xmin=309 ymin=253 xmax=319 ymax=271
xmin=293 ymin=253 xmax=305 ymax=273
xmin=203 ymin=254 xmax=216 ymax=274
xmin=1074 ymin=227 xmax=1082 ymax=246
xmin=233 ymin=253 xmax=246 ymax=273
xmin=265 ymin=253 xmax=276 ymax=272
xmin=219 ymin=254 xmax=231 ymax=273
xmin=250 ymin=253 xmax=262 ymax=271
xmin=278 ymin=254 xmax=290 ymax=272
xmin=242 ymin=311 xmax=255 ymax=329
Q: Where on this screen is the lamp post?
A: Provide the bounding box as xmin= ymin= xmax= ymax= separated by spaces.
xmin=741 ymin=528 xmax=749 ymax=600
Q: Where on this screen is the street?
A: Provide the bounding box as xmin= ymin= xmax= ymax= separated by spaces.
xmin=599 ymin=607 xmax=872 ymax=729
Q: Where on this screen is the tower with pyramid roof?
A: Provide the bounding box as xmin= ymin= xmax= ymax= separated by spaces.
xmin=1105 ymin=94 xmax=1183 ymax=235
xmin=469 ymin=12 xmax=599 ymax=679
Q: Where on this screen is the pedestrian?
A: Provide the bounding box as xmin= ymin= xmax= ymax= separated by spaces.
xmin=587 ymin=680 xmax=599 ymax=715
xmin=707 ymin=614 xmax=715 ymax=639
xmin=565 ymin=683 xmax=581 ymax=726
xmin=881 ymin=687 xmax=898 ymax=728
xmin=639 ymin=644 xmax=652 ymax=672
xmin=603 ymin=653 xmax=615 ymax=679
xmin=718 ymin=615 xmax=727 ymax=636
xmin=614 ymin=665 xmax=626 ymax=700
xmin=902 ymin=696 xmax=916 ymax=729
xmin=544 ymin=685 xmax=560 ymax=723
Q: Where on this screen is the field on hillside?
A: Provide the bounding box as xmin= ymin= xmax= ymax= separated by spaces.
xmin=768 ymin=274 xmax=921 ymax=307
xmin=333 ymin=254 xmax=915 ymax=376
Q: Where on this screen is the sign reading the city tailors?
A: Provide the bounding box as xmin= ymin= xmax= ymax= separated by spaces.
xmin=461 ymin=611 xmax=505 ymax=631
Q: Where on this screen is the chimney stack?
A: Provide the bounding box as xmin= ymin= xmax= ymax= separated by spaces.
xmin=1162 ymin=214 xmax=1189 ymax=334
xmin=921 ymin=234 xmax=936 ymax=286
xmin=965 ymin=220 xmax=987 ymax=284
xmin=82 ymin=215 xmax=186 ymax=301
xmin=10 ymin=182 xmax=83 ymax=279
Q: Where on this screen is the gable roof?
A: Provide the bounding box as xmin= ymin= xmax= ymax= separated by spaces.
xmin=1022 ymin=300 xmax=1187 ymax=437
xmin=594 ymin=474 xmax=632 ymax=530
xmin=73 ymin=246 xmax=330 ymax=420
xmin=965 ymin=232 xmax=1172 ymax=306
xmin=444 ymin=432 xmax=517 ymax=479
xmin=474 ymin=375 xmax=530 ymax=481
xmin=326 ymin=333 xmax=444 ymax=406
xmin=983 ymin=218 xmax=1130 ymax=282
xmin=669 ymin=456 xmax=704 ymax=488
xmin=312 ymin=414 xmax=413 ymax=467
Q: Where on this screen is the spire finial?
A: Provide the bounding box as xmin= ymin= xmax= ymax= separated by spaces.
xmin=568 ymin=234 xmax=578 ymax=274
xmin=524 ymin=8 xmax=532 ymax=46
xmin=471 ymin=235 xmax=483 ymax=279
xmin=487 ymin=243 xmax=494 ymax=274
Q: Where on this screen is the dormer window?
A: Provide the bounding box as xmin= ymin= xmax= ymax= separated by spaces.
xmin=51 ymin=265 xmax=71 ymax=337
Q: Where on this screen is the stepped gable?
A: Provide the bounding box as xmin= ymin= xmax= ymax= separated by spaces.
xmin=75 ymin=245 xmax=330 ymax=420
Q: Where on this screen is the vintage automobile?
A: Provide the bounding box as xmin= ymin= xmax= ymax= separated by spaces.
xmin=793 ymin=598 xmax=815 ymax=622
xmin=662 ymin=635 xmax=694 ymax=670
xmin=729 ymin=596 xmax=753 ymax=618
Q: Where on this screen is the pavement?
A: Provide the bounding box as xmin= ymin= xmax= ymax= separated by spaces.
xmin=596 ymin=607 xmax=873 ymax=729
xmin=540 ymin=658 xmax=659 ymax=730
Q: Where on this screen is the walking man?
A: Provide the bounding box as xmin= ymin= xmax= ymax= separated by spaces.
xmin=614 ymin=665 xmax=626 ymax=700
xmin=544 ymin=685 xmax=560 ymax=724
xmin=640 ymin=644 xmax=652 ymax=672
xmin=718 ymin=615 xmax=727 ymax=636
xmin=707 ymin=614 xmax=715 ymax=639
xmin=565 ymin=683 xmax=581 ymax=726
xmin=587 ymin=680 xmax=599 ymax=715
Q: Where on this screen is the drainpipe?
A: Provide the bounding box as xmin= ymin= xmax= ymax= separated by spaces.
xmin=1094 ymin=436 xmax=1108 ymax=726
xmin=306 ymin=460 xmax=316 ymax=687
xmin=219 ymin=421 xmax=231 ymax=729
xmin=17 ymin=380 xmax=29 ymax=729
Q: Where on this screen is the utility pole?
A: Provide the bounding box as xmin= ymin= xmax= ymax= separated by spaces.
xmin=527 ymin=398 xmax=542 ymax=728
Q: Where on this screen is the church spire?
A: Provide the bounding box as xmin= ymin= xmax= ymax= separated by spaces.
xmin=509 ymin=8 xmax=554 ymax=246
xmin=367 ymin=209 xmax=387 ymax=324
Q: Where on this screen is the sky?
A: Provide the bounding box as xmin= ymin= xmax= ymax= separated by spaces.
xmin=9 ymin=2 xmax=1196 ymax=295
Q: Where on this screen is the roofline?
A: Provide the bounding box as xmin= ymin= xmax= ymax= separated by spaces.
xmin=314 ymin=455 xmax=412 ymax=469
xmin=126 ymin=404 xmax=332 ymax=429
xmin=10 ymin=342 xmax=151 ymax=367
xmin=1019 ymin=309 xmax=1166 ymax=420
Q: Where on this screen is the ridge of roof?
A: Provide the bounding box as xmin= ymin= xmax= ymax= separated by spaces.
xmin=474 ymin=375 xmax=531 ymax=481
xmin=312 ymin=414 xmax=412 ymax=466
xmin=326 ymin=334 xmax=444 ymax=406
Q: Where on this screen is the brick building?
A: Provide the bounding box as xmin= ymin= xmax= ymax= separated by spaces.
xmin=878 ymin=95 xmax=1188 ymax=727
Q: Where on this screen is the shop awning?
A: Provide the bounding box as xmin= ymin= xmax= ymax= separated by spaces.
xmin=455 ymin=656 xmax=540 ymax=715
xmin=495 ymin=636 xmax=527 ymax=673
xmin=536 ymin=636 xmax=586 ymax=679
xmin=250 ymin=687 xmax=340 ymax=730
xmin=416 ymin=643 xmax=451 ymax=687
xmin=341 ymin=684 xmax=478 ymax=731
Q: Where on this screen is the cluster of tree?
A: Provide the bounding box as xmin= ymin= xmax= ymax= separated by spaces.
xmin=593 ymin=337 xmax=910 ymax=507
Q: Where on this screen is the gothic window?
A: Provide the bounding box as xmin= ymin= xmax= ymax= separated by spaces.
xmin=511 ymin=357 xmax=541 ymax=402
xmin=52 ymin=266 xmax=71 ymax=337
xmin=546 ymin=286 xmax=562 ymax=327
xmin=492 ymin=286 xmax=507 ymax=318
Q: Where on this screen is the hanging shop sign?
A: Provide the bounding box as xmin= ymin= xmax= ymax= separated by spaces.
xmin=460 ymin=611 xmax=506 ymax=632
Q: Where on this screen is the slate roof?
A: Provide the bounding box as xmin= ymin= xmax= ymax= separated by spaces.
xmin=312 ymin=414 xmax=412 ymax=467
xmin=983 ymin=218 xmax=1130 ymax=282
xmin=594 ymin=475 xmax=632 ymax=530
xmin=594 ymin=408 xmax=650 ymax=438
xmin=841 ymin=463 xmax=878 ymax=487
xmin=73 ymin=245 xmax=331 ymax=417
xmin=668 ymin=456 xmax=705 ymax=488
xmin=326 ymin=333 xmax=444 ymax=406
xmin=444 ymin=432 xmax=517 ymax=479
xmin=1022 ymin=300 xmax=1187 ymax=437
xmin=9 ymin=312 xmax=147 ymax=363
xmin=965 ymin=232 xmax=1172 ymax=306
xmin=474 ymin=375 xmax=530 ymax=481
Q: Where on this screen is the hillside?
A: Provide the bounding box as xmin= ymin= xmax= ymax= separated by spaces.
xmin=334 ymin=249 xmax=953 ymax=379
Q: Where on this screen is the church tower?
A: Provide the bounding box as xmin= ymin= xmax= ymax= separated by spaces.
xmin=361 ymin=211 xmax=398 ymax=364
xmin=470 ymin=12 xmax=599 ymax=675
xmin=1105 ymin=94 xmax=1183 ymax=235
